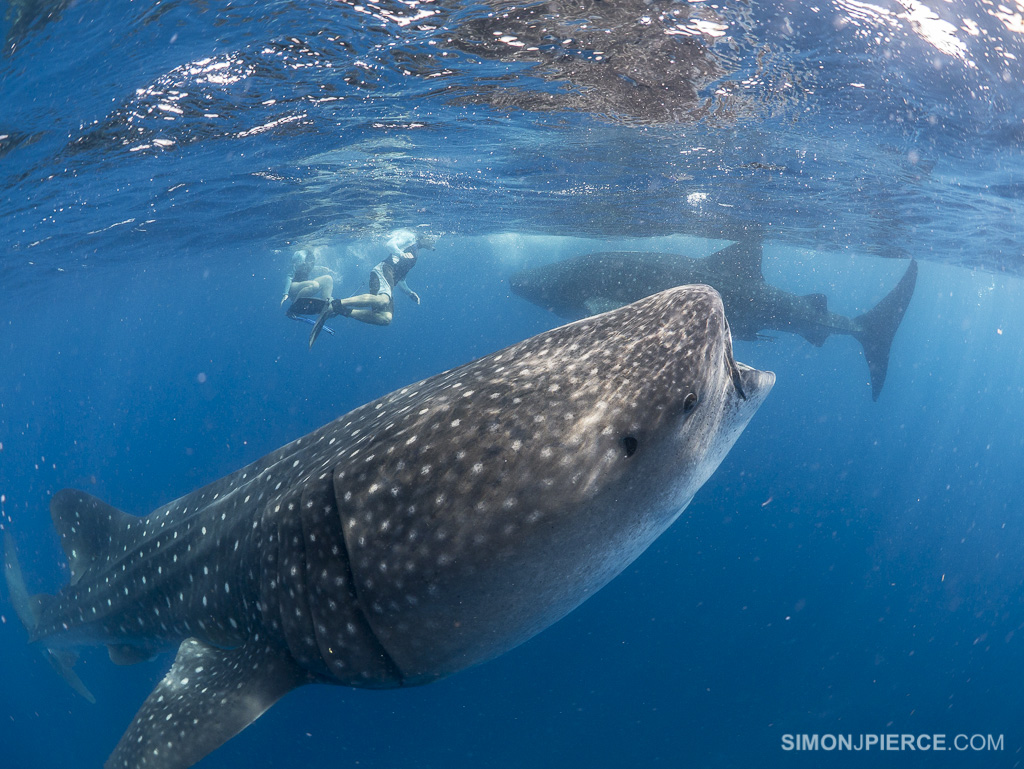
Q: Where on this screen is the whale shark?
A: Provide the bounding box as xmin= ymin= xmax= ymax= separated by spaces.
xmin=509 ymin=243 xmax=917 ymax=400
xmin=4 ymin=286 xmax=773 ymax=769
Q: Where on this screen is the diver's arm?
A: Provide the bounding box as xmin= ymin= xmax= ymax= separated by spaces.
xmin=282 ymin=268 xmax=296 ymax=304
xmin=396 ymin=279 xmax=420 ymax=304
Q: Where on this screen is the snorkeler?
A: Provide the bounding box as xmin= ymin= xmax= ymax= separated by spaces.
xmin=308 ymin=228 xmax=435 ymax=348
xmin=282 ymin=248 xmax=335 ymax=315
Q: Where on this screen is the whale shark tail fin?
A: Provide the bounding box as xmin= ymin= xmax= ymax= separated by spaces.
xmin=854 ymin=259 xmax=918 ymax=401
xmin=4 ymin=531 xmax=39 ymax=635
xmin=4 ymin=530 xmax=97 ymax=703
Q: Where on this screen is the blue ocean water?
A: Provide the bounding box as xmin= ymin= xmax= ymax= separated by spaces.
xmin=2 ymin=0 xmax=1024 ymax=767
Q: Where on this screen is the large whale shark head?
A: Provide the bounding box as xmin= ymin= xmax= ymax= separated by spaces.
xmin=346 ymin=284 xmax=774 ymax=680
xmin=4 ymin=285 xmax=773 ymax=769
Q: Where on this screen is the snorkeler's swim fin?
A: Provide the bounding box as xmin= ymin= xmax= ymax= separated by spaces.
xmin=293 ymin=314 xmax=335 ymax=335
xmin=308 ymin=301 xmax=352 ymax=349
xmin=308 ymin=304 xmax=335 ymax=349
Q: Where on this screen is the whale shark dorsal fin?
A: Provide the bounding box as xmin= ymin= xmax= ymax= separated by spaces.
xmin=705 ymin=240 xmax=765 ymax=283
xmin=51 ymin=489 xmax=136 ymax=586
xmin=106 ymin=638 xmax=312 ymax=769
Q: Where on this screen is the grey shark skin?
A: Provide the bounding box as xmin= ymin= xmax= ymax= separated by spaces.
xmin=4 ymin=286 xmax=773 ymax=769
xmin=509 ymin=242 xmax=918 ymax=400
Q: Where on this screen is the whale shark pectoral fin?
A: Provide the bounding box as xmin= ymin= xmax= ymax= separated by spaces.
xmin=106 ymin=638 xmax=312 ymax=769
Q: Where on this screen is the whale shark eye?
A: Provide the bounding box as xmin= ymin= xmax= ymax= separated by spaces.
xmin=620 ymin=435 xmax=638 ymax=458
xmin=683 ymin=393 xmax=699 ymax=413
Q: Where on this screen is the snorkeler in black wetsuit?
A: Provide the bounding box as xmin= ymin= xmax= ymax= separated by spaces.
xmin=308 ymin=229 xmax=434 ymax=348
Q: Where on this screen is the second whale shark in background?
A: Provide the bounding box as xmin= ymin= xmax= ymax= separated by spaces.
xmin=509 ymin=242 xmax=918 ymax=400
xmin=5 ymin=286 xmax=773 ymax=769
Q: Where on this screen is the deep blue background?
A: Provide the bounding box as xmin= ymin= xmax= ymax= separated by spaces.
xmin=2 ymin=238 xmax=1024 ymax=768
xmin=3 ymin=0 xmax=1024 ymax=765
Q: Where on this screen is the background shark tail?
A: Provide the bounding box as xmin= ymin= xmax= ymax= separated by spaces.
xmin=3 ymin=531 xmax=96 ymax=703
xmin=853 ymin=260 xmax=919 ymax=401
xmin=4 ymin=531 xmax=39 ymax=634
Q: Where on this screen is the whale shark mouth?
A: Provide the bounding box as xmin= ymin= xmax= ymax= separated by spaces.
xmin=730 ymin=358 xmax=747 ymax=400
xmin=723 ymin=318 xmax=747 ymax=400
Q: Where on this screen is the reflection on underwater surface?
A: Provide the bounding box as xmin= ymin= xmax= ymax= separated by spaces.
xmin=1 ymin=0 xmax=1023 ymax=271
xmin=2 ymin=0 xmax=1024 ymax=767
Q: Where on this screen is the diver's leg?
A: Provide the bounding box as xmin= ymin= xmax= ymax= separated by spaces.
xmin=317 ymin=275 xmax=334 ymax=301
xmin=310 ymin=293 xmax=390 ymax=347
xmin=346 ymin=293 xmax=391 ymax=325
xmin=348 ymin=308 xmax=393 ymax=326
xmin=334 ymin=293 xmax=390 ymax=312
